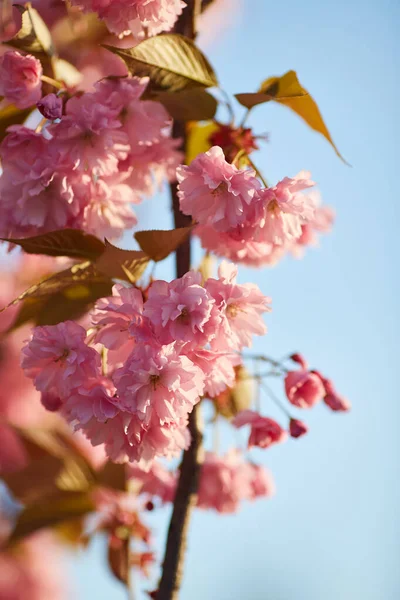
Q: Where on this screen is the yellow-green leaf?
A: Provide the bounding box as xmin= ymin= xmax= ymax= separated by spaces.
xmin=150 ymin=89 xmax=218 ymax=121
xmin=9 ymin=3 xmax=54 ymax=55
xmin=135 ymin=226 xmax=193 ymax=262
xmin=104 ymin=34 xmax=218 ymax=93
xmin=52 ymin=58 xmax=82 ymax=87
xmin=1 ymin=229 xmax=106 ymax=260
xmin=9 ymin=491 xmax=95 ymax=544
xmin=185 ymin=120 xmax=219 ymax=164
xmin=236 ymin=70 xmax=346 ymax=163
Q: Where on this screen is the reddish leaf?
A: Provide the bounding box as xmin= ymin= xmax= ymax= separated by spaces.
xmin=95 ymin=240 xmax=149 ymax=282
xmin=1 ymin=229 xmax=106 ymax=260
xmin=134 ymin=226 xmax=193 ymax=262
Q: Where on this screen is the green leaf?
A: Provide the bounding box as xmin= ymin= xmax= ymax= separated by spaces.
xmin=150 ymin=89 xmax=218 ymax=121
xmin=95 ymin=240 xmax=149 ymax=282
xmin=9 ymin=3 xmax=54 ymax=55
xmin=1 ymin=229 xmax=106 ymax=260
xmin=235 ymin=70 xmax=347 ymax=163
xmin=134 ymin=226 xmax=193 ymax=262
xmin=52 ymin=58 xmax=82 ymax=87
xmin=185 ymin=120 xmax=219 ymax=164
xmin=9 ymin=491 xmax=95 ymax=544
xmin=104 ymin=34 xmax=218 ymax=93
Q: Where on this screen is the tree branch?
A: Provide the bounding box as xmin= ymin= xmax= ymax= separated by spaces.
xmin=156 ymin=3 xmax=204 ymax=599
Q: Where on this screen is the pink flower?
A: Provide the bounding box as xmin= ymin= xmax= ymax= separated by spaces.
xmin=144 ymin=271 xmax=220 ymax=347
xmin=92 ymin=284 xmax=151 ymax=359
xmin=206 ymin=261 xmax=271 ymax=350
xmin=0 ymin=51 xmax=42 ymax=109
xmin=188 ymin=349 xmax=241 ymax=398
xmin=70 ymin=0 xmax=185 ymax=37
xmin=177 ymin=146 xmax=261 ymax=231
xmin=62 ymin=378 xmax=119 ymax=426
xmin=37 ymin=93 xmax=63 ymax=120
xmin=197 ymin=451 xmax=274 ymax=513
xmin=113 ymin=343 xmax=205 ymax=425
xmin=289 ymin=418 xmax=309 ymax=438
xmin=21 ymin=321 xmax=101 ymax=396
xmin=49 ymin=92 xmax=129 ymax=176
xmin=284 ymin=369 xmax=325 ymax=408
xmin=129 ymin=462 xmax=177 ymax=503
xmin=233 ymin=410 xmax=288 ymax=449
xmin=0 ymin=127 xmax=81 ymax=238
xmin=195 ymin=224 xmax=287 ymax=267
xmin=257 ymin=172 xmax=316 ymax=245
xmin=321 ymin=377 xmax=351 ymax=412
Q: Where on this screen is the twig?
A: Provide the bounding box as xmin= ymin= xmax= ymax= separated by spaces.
xmin=157 ymin=3 xmax=204 ymax=599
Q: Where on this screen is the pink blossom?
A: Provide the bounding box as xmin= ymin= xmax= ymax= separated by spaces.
xmin=233 ymin=410 xmax=288 ymax=448
xmin=289 ymin=353 xmax=308 ymax=369
xmin=284 ymin=369 xmax=325 ymax=409
xmin=289 ymin=418 xmax=309 ymax=438
xmin=0 ymin=127 xmax=81 ymax=238
xmin=49 ymin=92 xmax=129 ymax=176
xmin=206 ymin=261 xmax=271 ymax=350
xmin=92 ymin=284 xmax=150 ymax=359
xmin=129 ymin=462 xmax=177 ymax=503
xmin=0 ymin=51 xmax=42 ymax=109
xmin=144 ymin=271 xmax=220 ymax=347
xmin=257 ymin=172 xmax=316 ymax=245
xmin=37 ymin=93 xmax=63 ymax=120
xmin=113 ymin=343 xmax=205 ymax=425
xmin=321 ymin=377 xmax=351 ymax=412
xmin=62 ymin=378 xmax=119 ymax=426
xmin=177 ymin=146 xmax=261 ymax=231
xmin=70 ymin=0 xmax=185 ymax=37
xmin=197 ymin=451 xmax=274 ymax=513
xmin=195 ymin=224 xmax=286 ymax=267
xmin=21 ymin=321 xmax=101 ymax=396
xmin=188 ymin=349 xmax=241 ymax=398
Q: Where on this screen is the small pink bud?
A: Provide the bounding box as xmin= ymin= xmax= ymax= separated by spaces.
xmin=289 ymin=418 xmax=309 ymax=438
xmin=290 ymin=353 xmax=308 ymax=369
xmin=324 ymin=392 xmax=351 ymax=412
xmin=40 ymin=390 xmax=62 ymax=412
xmin=37 ymin=93 xmax=63 ymax=120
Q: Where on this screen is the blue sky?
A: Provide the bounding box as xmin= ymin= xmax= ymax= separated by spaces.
xmin=70 ymin=1 xmax=400 ymax=598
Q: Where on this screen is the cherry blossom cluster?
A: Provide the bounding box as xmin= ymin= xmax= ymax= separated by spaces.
xmin=69 ymin=0 xmax=186 ymax=38
xmin=177 ymin=145 xmax=334 ymax=266
xmin=130 ymin=450 xmax=275 ymax=514
xmin=21 ymin=262 xmax=271 ymax=468
xmin=0 ymin=72 xmax=182 ymax=240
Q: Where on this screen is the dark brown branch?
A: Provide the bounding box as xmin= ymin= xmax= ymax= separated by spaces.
xmin=156 ymin=3 xmax=204 ymax=599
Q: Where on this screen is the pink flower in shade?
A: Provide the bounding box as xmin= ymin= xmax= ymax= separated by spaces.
xmin=113 ymin=343 xmax=205 ymax=425
xmin=0 ymin=51 xmax=42 ymax=109
xmin=92 ymin=284 xmax=151 ymax=360
xmin=37 ymin=93 xmax=63 ymax=120
xmin=144 ymin=271 xmax=220 ymax=347
xmin=177 ymin=146 xmax=261 ymax=231
xmin=78 ymin=174 xmax=139 ymax=240
xmin=62 ymin=378 xmax=119 ymax=427
xmin=195 ymin=224 xmax=287 ymax=267
xmin=0 ymin=533 xmax=69 ymax=600
xmin=257 ymin=171 xmax=316 ymax=245
xmin=284 ymin=369 xmax=325 ymax=409
xmin=0 ymin=127 xmax=81 ymax=238
xmin=21 ymin=321 xmax=101 ymax=396
xmin=233 ymin=410 xmax=288 ymax=449
xmin=129 ymin=462 xmax=177 ymax=503
xmin=206 ymin=261 xmax=271 ymax=351
xmin=188 ymin=349 xmax=241 ymax=398
xmin=49 ymin=92 xmax=129 ymax=176
xmin=320 ymin=377 xmax=351 ymax=412
xmin=197 ymin=451 xmax=275 ymax=513
xmin=289 ymin=418 xmax=309 ymax=439
xmin=70 ymin=0 xmax=186 ymax=38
